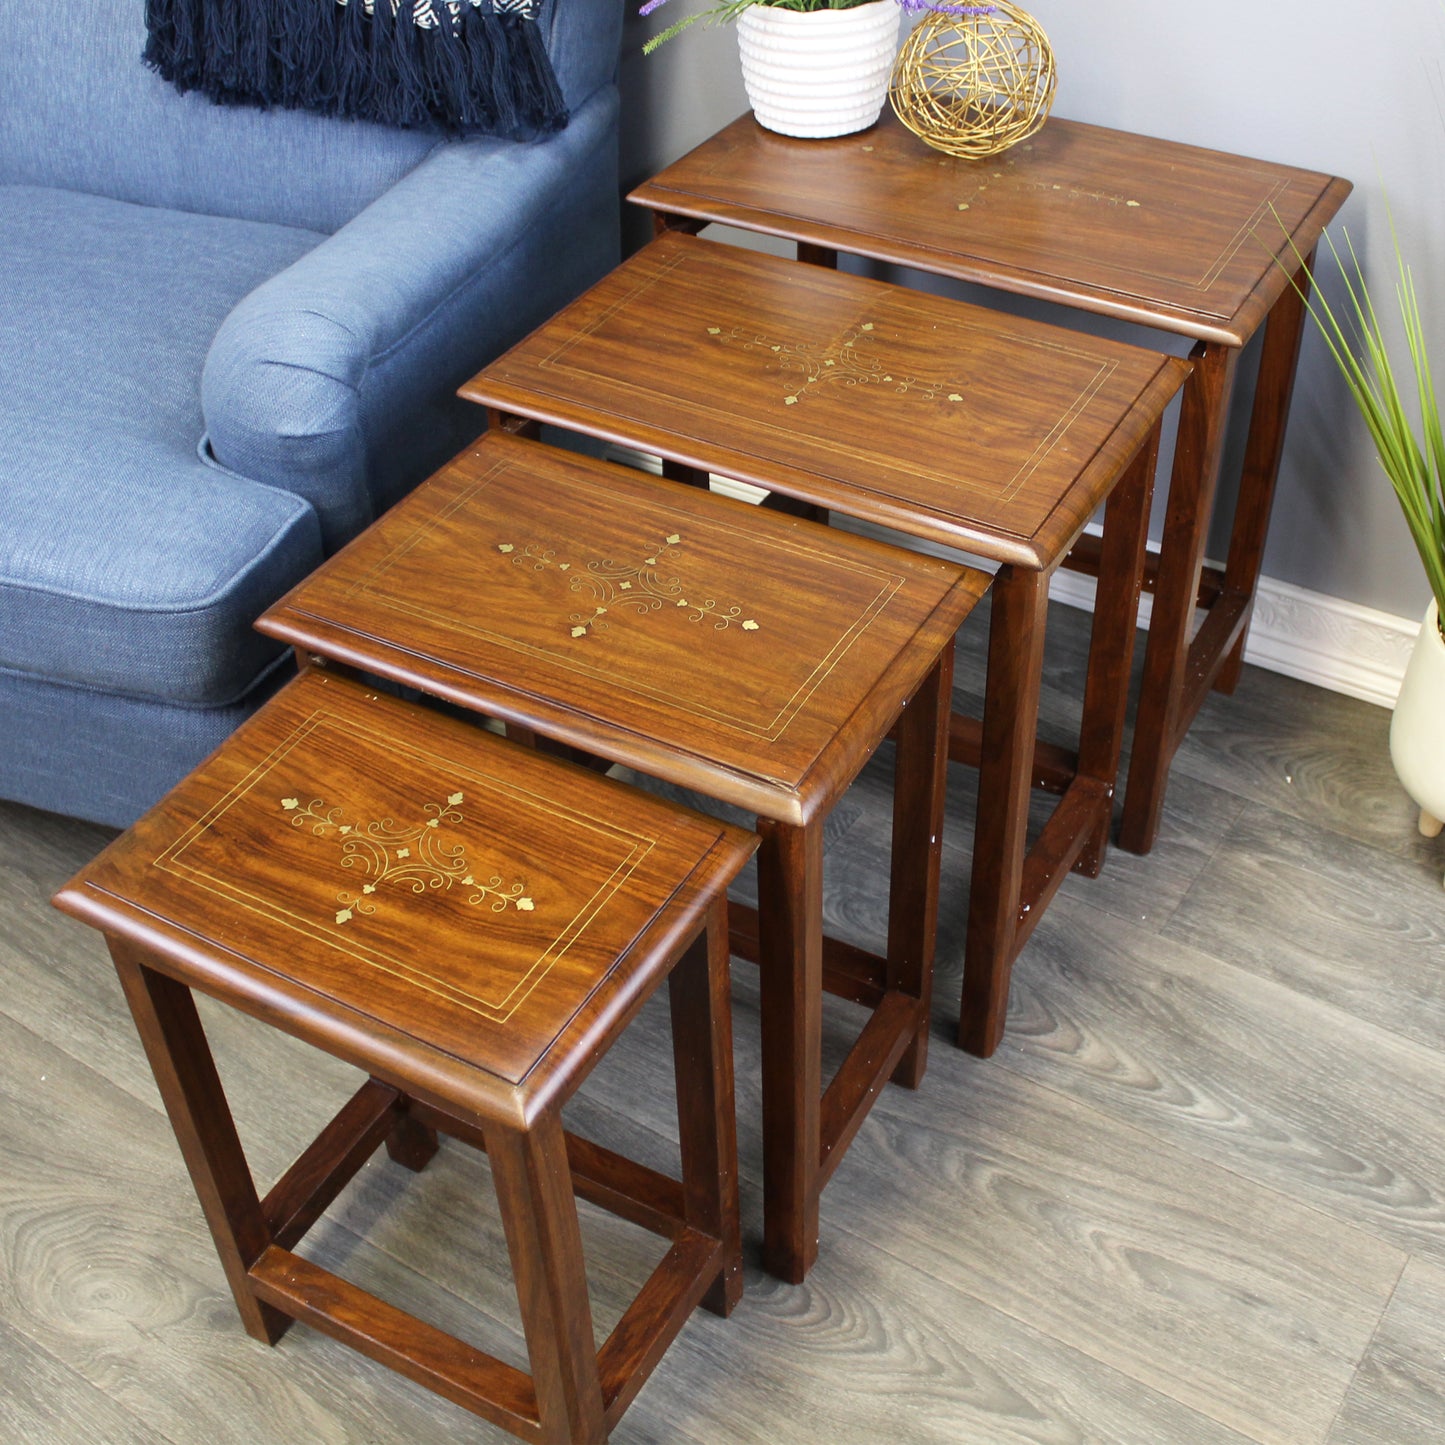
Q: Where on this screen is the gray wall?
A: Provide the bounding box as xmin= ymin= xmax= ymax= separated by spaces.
xmin=619 ymin=0 xmax=1445 ymax=625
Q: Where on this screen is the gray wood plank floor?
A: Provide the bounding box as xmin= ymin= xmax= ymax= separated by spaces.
xmin=3 ymin=600 xmax=1444 ymax=1444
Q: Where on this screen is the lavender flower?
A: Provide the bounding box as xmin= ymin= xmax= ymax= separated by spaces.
xmin=641 ymin=0 xmax=998 ymax=54
xmin=895 ymin=2 xmax=996 ymax=11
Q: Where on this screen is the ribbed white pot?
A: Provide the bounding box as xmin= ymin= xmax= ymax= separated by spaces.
xmin=1390 ymin=599 xmax=1445 ymax=868
xmin=737 ymin=1 xmax=902 ymax=139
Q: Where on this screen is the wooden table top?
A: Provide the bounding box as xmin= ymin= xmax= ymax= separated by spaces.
xmin=260 ymin=433 xmax=988 ymax=826
xmin=630 ymin=113 xmax=1352 ymax=348
xmin=464 ymin=234 xmax=1189 ymax=568
xmin=54 ymin=669 xmax=755 ymax=1116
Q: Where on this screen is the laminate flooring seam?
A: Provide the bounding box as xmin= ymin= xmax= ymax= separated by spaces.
xmin=988 ymin=1023 xmax=1427 ymax=1439
xmin=817 ymin=1206 xmax=1266 ymax=1445
xmin=1323 ymin=1257 xmax=1410 ymax=1445
xmin=981 ymin=1054 xmax=1441 ymax=1268
xmin=991 ymin=969 xmax=1441 ymax=1270
xmin=823 ymin=1197 xmax=1313 ymax=1445
xmin=844 ymin=1075 xmax=1408 ymax=1443
xmin=0 ymin=923 xmax=164 ymax=1121
xmin=825 ymin=1212 xmax=1273 ymax=1445
xmin=0 ymin=983 xmax=549 ymax=1390
xmin=1001 ymin=892 xmax=1445 ymax=1271
xmin=932 ymin=1019 xmax=1423 ymax=1258
xmin=0 ymin=1315 xmax=184 ymax=1445
xmin=1161 ymin=797 xmax=1445 ymax=1057
xmin=1106 ymin=782 xmax=1238 ymax=936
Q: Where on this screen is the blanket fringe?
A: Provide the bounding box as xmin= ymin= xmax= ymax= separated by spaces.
xmin=143 ymin=0 xmax=568 ymax=138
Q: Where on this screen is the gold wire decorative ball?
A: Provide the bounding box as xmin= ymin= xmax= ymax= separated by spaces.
xmin=889 ymin=3 xmax=1057 ymax=160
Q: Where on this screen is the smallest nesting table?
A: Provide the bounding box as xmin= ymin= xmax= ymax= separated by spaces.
xmin=55 ymin=668 xmax=756 ymax=1445
xmin=261 ymin=430 xmax=989 ymax=1283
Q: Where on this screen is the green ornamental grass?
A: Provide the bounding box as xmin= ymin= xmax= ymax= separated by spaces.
xmin=1302 ymin=226 xmax=1445 ymax=636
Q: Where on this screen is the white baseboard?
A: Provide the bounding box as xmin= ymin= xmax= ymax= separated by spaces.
xmin=602 ymin=445 xmax=1417 ymax=711
xmin=1045 ymin=544 xmax=1417 ymax=711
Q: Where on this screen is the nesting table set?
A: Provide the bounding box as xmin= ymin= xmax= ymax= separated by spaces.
xmin=56 ymin=114 xmax=1348 ymax=1442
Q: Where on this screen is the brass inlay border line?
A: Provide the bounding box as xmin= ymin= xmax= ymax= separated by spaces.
xmin=1196 ymin=182 xmax=1294 ymax=292
xmin=151 ymin=709 xmax=657 ymax=1027
xmin=496 ymin=531 xmax=760 ymax=637
xmin=335 ymin=460 xmax=905 ymax=742
xmin=706 ymin=319 xmax=968 ymax=408
xmin=689 ymin=143 xmax=1304 ymax=310
xmin=527 ymin=248 xmax=1121 ymax=511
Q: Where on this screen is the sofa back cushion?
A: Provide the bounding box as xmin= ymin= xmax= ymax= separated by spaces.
xmin=0 ymin=1 xmax=622 ymax=235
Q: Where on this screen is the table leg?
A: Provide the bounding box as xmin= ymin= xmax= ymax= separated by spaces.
xmin=755 ymin=816 xmax=824 ymax=1284
xmin=889 ymin=644 xmax=954 ymax=1087
xmin=486 ymin=407 xmax=542 ymax=441
xmin=1074 ymin=423 xmax=1160 ymax=876
xmin=761 ymin=490 xmax=830 ymax=524
xmin=661 ymin=459 xmax=710 ymax=488
xmin=1214 ymin=250 xmax=1316 ymax=695
xmin=492 ymin=1113 xmax=607 ymax=1445
xmin=1119 ymin=341 xmax=1240 ymax=856
xmin=108 ymin=937 xmax=290 ymax=1346
xmin=797 ymin=242 xmax=839 ymax=270
xmin=668 ymin=902 xmax=743 ymax=1316
xmin=653 ymin=213 xmax=706 ymax=241
xmin=959 ymin=565 xmax=1049 ymax=1058
xmin=383 ymin=1107 xmax=440 ymax=1173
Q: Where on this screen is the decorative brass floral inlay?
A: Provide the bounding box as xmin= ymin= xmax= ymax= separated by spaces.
xmin=1010 ymin=179 xmax=1140 ymax=209
xmin=280 ymin=792 xmax=534 ymax=925
xmin=854 ymin=142 xmax=1139 ymax=214
xmin=496 ymin=532 xmax=760 ymax=638
xmin=705 ymin=320 xmax=968 ymax=407
xmin=940 ymin=147 xmax=1140 ymax=213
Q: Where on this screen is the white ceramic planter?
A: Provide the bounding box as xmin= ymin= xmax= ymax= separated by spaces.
xmin=737 ymin=0 xmax=902 ymax=139
xmin=1390 ymin=598 xmax=1445 ymax=880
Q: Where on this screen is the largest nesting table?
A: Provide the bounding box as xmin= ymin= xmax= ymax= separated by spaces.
xmin=632 ymin=112 xmax=1352 ymax=853
xmin=457 ymin=231 xmax=1189 ymax=1060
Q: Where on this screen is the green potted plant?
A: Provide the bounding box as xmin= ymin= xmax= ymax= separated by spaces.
xmin=1303 ymin=231 xmax=1445 ymax=875
xmin=639 ymin=1 xmax=992 ymax=138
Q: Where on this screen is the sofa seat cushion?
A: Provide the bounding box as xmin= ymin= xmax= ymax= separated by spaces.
xmin=0 ymin=185 xmax=327 ymax=706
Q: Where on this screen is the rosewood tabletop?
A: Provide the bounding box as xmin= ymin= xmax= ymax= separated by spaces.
xmin=56 ymin=668 xmax=755 ymax=1115
xmin=260 ymin=431 xmax=988 ymax=1282
xmin=632 ymin=112 xmax=1346 ymax=346
xmin=631 ymin=113 xmax=1352 ymax=854
xmin=459 ymin=234 xmax=1190 ymax=1062
xmin=466 ymin=232 xmax=1186 ymax=570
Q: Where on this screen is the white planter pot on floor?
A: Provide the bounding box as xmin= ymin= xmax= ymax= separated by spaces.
xmin=1390 ymin=597 xmax=1445 ymax=886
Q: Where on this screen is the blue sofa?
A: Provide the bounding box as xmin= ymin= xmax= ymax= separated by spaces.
xmin=0 ymin=2 xmax=623 ymax=827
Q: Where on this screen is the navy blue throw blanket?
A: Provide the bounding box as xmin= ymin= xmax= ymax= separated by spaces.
xmin=143 ymin=0 xmax=568 ymax=138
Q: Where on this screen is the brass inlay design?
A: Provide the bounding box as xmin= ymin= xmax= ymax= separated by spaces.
xmin=798 ymin=135 xmax=1310 ymax=302
xmin=280 ymin=790 xmax=534 ymax=925
xmin=329 ymin=457 xmax=903 ymax=743
xmin=706 ymin=319 xmax=968 ymax=407
xmin=935 ymin=148 xmax=1141 ymax=213
xmin=856 ymin=138 xmax=1138 ymax=211
xmin=1012 ymin=179 xmax=1139 ymax=208
xmin=529 ymin=249 xmax=1120 ymax=511
xmin=496 ymin=532 xmax=761 ymax=637
xmin=145 ymin=708 xmax=659 ymax=1032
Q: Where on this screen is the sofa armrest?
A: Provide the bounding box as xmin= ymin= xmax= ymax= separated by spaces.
xmin=202 ymin=85 xmax=619 ymax=551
